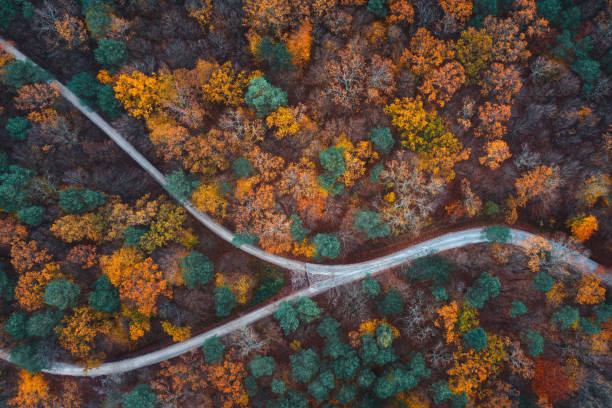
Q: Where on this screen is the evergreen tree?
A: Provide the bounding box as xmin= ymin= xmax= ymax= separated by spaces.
xmin=17 ymin=205 xmax=44 ymax=227
xmin=406 ymin=255 xmax=452 ymax=285
xmin=354 ymin=210 xmax=390 ymax=239
xmin=10 ymin=342 xmax=46 ymax=372
xmin=181 ymin=251 xmax=214 ymax=289
xmin=510 ymin=300 xmax=527 ymax=317
xmin=202 ymin=336 xmax=225 ymax=363
xmin=463 ymin=327 xmax=487 ymax=351
xmin=521 ymin=329 xmax=544 ymax=357
xmin=214 ymin=286 xmax=237 ymax=317
xmin=232 ymin=157 xmax=254 ymax=178
xmin=165 ymin=170 xmax=201 ymax=200
xmin=249 ymin=355 xmax=275 ymax=378
xmin=59 ymin=187 xmax=106 ymax=214
xmin=94 ymin=38 xmax=128 ymax=71
xmin=44 ymin=279 xmax=80 ymax=310
xmin=290 ymin=348 xmax=320 ymax=382
xmin=4 ymin=312 xmax=27 ymax=340
xmin=361 ymin=274 xmax=381 ymax=298
xmin=532 ymin=271 xmax=554 ymax=292
xmin=25 ymin=309 xmax=62 ymax=338
xmin=88 ymin=275 xmax=120 ymax=313
xmin=1 ymin=60 xmax=51 ymax=89
xmin=465 ymin=272 xmax=500 ymax=309
xmin=313 ymin=233 xmax=341 ymax=259
xmin=377 ymin=288 xmax=404 ymax=316
xmin=5 ymin=117 xmax=30 ymax=141
xmin=369 ymin=127 xmax=394 ymax=153
xmin=255 ymin=38 xmax=295 ymax=71
xmin=551 ymin=305 xmax=579 ymax=330
xmin=245 ymin=77 xmax=287 ymax=117
xmin=122 ymin=385 xmax=157 ymax=408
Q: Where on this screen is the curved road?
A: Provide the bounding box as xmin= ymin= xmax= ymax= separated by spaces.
xmin=0 ymin=227 xmax=604 ymax=377
xmin=0 ymin=40 xmax=607 ymax=376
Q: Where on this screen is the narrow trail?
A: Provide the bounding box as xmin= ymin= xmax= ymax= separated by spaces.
xmin=0 ymin=39 xmax=607 ymax=377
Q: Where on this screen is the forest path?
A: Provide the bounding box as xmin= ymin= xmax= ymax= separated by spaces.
xmin=0 ymin=39 xmax=607 ymax=377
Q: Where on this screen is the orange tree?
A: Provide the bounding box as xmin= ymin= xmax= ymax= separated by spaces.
xmin=100 ymin=246 xmax=171 ymax=315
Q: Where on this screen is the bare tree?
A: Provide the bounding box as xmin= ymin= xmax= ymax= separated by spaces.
xmin=229 ymin=327 xmax=268 ymax=359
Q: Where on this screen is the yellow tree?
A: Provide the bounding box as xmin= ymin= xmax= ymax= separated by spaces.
xmin=577 ymin=174 xmax=610 ymax=207
xmin=191 ymin=184 xmax=228 ymax=220
xmin=575 ymin=275 xmax=605 ymax=305
xmin=114 ymin=70 xmax=164 ymax=119
xmin=139 ymin=202 xmax=188 ymax=253
xmin=384 ymin=98 xmax=469 ymax=180
xmin=266 ymin=106 xmax=300 ymax=139
xmin=454 ymin=27 xmax=493 ymax=83
xmin=566 ymin=214 xmax=598 ymax=242
xmin=479 ymin=139 xmax=511 ymax=169
xmin=201 ymin=61 xmax=249 ymax=106
xmin=8 ymin=371 xmax=49 ymax=408
xmin=56 ymin=306 xmax=112 ymax=365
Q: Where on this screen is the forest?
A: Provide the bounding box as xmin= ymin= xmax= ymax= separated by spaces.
xmin=0 ymin=0 xmax=610 ymax=406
